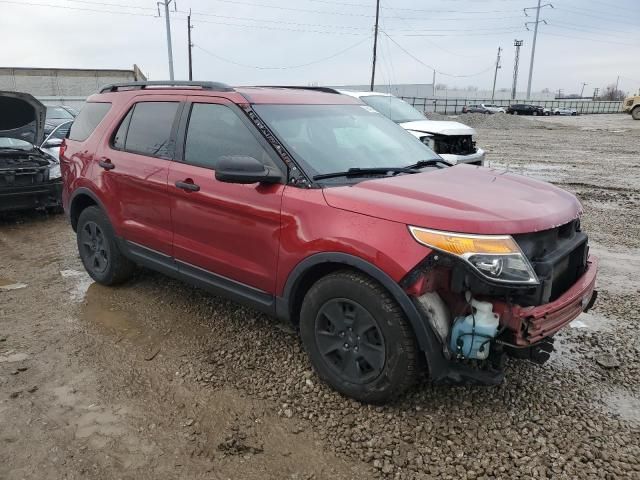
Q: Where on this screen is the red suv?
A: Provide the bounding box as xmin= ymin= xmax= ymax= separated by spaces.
xmin=61 ymin=81 xmax=598 ymax=403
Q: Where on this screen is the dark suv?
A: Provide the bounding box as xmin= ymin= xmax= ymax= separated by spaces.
xmin=61 ymin=81 xmax=597 ymax=403
xmin=507 ymin=104 xmax=547 ymax=116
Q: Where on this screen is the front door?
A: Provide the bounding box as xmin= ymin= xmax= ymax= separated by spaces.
xmin=168 ymin=98 xmax=285 ymax=294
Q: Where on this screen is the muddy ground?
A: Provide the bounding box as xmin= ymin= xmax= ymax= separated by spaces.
xmin=1 ymin=114 xmax=639 ymax=479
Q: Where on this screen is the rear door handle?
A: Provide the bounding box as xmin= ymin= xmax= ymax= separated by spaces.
xmin=98 ymin=159 xmax=115 ymax=170
xmin=175 ymin=180 xmax=200 ymax=192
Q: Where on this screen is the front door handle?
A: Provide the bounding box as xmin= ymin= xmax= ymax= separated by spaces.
xmin=175 ymin=180 xmax=200 ymax=192
xmin=98 ymin=159 xmax=115 ymax=170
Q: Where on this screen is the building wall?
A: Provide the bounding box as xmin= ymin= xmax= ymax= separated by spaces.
xmin=0 ymin=65 xmax=146 ymax=108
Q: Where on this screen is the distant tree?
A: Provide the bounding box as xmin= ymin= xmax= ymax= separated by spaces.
xmin=541 ymin=88 xmax=551 ymax=94
xmin=600 ymin=84 xmax=626 ymax=101
xmin=435 ymin=83 xmax=448 ymax=91
xmin=466 ymin=85 xmax=478 ymax=92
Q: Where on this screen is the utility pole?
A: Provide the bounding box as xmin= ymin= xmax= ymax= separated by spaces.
xmin=187 ymin=11 xmax=193 ymax=81
xmin=580 ymin=82 xmax=587 ymax=98
xmin=370 ymin=0 xmax=380 ymax=91
xmin=615 ymin=75 xmax=620 ymax=93
xmin=511 ymin=40 xmax=523 ymax=100
xmin=524 ymin=1 xmax=553 ymax=99
xmin=432 ymin=70 xmax=436 ymax=97
xmin=157 ymin=0 xmax=176 ymax=81
xmin=593 ymin=87 xmax=599 ymax=99
xmin=491 ymin=46 xmax=502 ymax=101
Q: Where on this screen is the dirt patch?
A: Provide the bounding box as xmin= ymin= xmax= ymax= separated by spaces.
xmin=2 ymin=113 xmax=640 ymax=479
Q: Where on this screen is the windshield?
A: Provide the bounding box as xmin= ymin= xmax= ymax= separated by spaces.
xmin=254 ymin=104 xmax=439 ymax=178
xmin=46 ymin=107 xmax=74 ymax=120
xmin=0 ymin=137 xmax=33 ymax=150
xmin=359 ymin=95 xmax=426 ymax=123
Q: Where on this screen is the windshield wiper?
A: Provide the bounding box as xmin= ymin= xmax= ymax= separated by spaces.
xmin=313 ymin=166 xmax=418 ymax=181
xmin=404 ymin=159 xmax=449 ymax=169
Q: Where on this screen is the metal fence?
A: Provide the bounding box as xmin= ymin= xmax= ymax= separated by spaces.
xmin=400 ymin=97 xmax=624 ymax=115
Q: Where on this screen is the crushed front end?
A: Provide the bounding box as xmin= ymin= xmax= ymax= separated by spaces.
xmin=403 ymin=219 xmax=598 ymax=385
xmin=0 ymin=151 xmax=62 ymax=212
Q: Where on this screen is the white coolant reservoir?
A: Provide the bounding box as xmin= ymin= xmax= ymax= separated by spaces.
xmin=449 ymin=299 xmax=500 ymax=360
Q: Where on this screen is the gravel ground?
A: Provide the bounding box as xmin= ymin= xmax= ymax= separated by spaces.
xmin=1 ymin=114 xmax=639 ymax=479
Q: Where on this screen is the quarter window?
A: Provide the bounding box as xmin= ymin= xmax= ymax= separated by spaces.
xmin=68 ymin=102 xmax=111 ymax=142
xmin=184 ymin=103 xmax=272 ymax=170
xmin=123 ymin=102 xmax=179 ymax=159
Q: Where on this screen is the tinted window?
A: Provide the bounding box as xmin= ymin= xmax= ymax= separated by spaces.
xmin=47 ymin=107 xmax=74 ymax=120
xmin=124 ymin=102 xmax=179 ymax=159
xmin=112 ymin=108 xmax=133 ymax=150
xmin=184 ymin=104 xmax=272 ymax=169
xmin=68 ymin=102 xmax=111 ymax=142
xmin=49 ymin=121 xmax=72 ymax=140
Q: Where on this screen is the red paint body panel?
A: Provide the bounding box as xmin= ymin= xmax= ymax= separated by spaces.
xmin=168 ymin=161 xmax=283 ymax=293
xmin=275 ymin=187 xmax=431 ymax=296
xmin=323 ymin=165 xmax=582 ymax=234
xmin=493 ymin=256 xmax=598 ymax=346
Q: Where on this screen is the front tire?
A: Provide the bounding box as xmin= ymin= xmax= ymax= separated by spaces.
xmin=76 ymin=206 xmax=135 ymax=285
xmin=300 ymin=271 xmax=419 ymax=404
xmin=632 ymin=107 xmax=640 ymax=120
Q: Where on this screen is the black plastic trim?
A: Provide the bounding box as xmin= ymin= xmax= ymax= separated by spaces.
xmin=99 ymin=81 xmax=233 ymax=93
xmin=117 ymin=239 xmax=275 ymax=315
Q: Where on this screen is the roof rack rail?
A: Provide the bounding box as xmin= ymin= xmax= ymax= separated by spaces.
xmin=99 ymin=80 xmax=233 ymax=93
xmin=254 ymin=85 xmax=341 ymax=95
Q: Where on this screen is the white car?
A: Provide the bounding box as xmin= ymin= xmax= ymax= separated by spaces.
xmin=481 ymin=103 xmax=506 ymax=114
xmin=553 ymin=107 xmax=578 ymax=116
xmin=339 ymin=91 xmax=485 ymax=166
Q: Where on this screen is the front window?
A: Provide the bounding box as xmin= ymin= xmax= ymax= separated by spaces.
xmin=46 ymin=107 xmax=75 ymax=120
xmin=254 ymin=104 xmax=439 ymax=179
xmin=0 ymin=138 xmax=33 ymax=150
xmin=359 ymin=96 xmax=425 ymax=123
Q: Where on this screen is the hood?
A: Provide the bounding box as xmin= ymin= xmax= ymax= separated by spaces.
xmin=0 ymin=91 xmax=46 ymax=146
xmin=399 ymin=120 xmax=476 ymax=137
xmin=322 ymin=165 xmax=582 ymax=235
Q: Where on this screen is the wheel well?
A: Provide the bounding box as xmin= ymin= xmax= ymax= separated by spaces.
xmin=289 ymin=263 xmax=367 ymax=325
xmin=70 ymin=194 xmax=97 ymax=231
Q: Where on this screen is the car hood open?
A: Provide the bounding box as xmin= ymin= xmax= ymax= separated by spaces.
xmin=0 ymin=91 xmax=46 ymax=146
xmin=322 ymin=165 xmax=582 ymax=235
xmin=399 ymin=119 xmax=476 ymax=137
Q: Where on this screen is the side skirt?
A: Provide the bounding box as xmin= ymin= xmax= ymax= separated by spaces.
xmin=117 ymin=239 xmax=276 ymax=316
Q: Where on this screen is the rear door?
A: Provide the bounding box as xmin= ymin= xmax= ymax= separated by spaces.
xmin=168 ymin=97 xmax=286 ymax=294
xmin=94 ymin=96 xmax=184 ymax=256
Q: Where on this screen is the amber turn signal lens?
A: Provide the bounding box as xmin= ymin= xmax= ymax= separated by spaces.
xmin=408 ymin=227 xmax=520 ymax=256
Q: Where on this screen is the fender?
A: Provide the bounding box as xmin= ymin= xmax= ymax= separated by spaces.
xmin=276 ymin=252 xmax=445 ymax=370
xmin=68 ymin=187 xmax=109 ymax=230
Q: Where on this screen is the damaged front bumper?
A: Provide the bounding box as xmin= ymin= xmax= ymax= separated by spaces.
xmin=440 ymin=148 xmax=485 ymax=166
xmin=494 ymin=255 xmax=598 ymax=346
xmin=0 ymin=180 xmax=63 ymax=212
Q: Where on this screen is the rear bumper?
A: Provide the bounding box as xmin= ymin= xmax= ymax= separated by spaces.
xmin=0 ymin=180 xmax=62 ymax=212
xmin=440 ymin=148 xmax=485 ymax=166
xmin=496 ymin=255 xmax=598 ymax=346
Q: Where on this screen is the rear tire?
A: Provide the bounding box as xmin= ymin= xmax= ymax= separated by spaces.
xmin=76 ymin=206 xmax=135 ymax=285
xmin=533 ymin=111 xmax=538 ymax=116
xmin=513 ymin=111 xmax=518 ymax=115
xmin=632 ymin=107 xmax=640 ymax=120
xmin=299 ymin=271 xmax=419 ymax=404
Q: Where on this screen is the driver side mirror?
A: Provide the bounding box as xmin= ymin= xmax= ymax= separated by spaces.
xmin=42 ymin=138 xmax=63 ymax=149
xmin=215 ymin=155 xmax=282 ymax=184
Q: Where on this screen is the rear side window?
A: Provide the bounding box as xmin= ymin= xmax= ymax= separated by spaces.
xmin=68 ymin=102 xmax=111 ymax=141
xmin=122 ymin=102 xmax=179 ymax=159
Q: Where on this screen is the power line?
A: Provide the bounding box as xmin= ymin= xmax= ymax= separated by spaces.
xmin=193 ymin=35 xmax=371 ymax=70
xmin=0 ymin=0 xmax=156 ymax=16
xmin=381 ymin=32 xmax=495 ymax=78
xmin=542 ymin=31 xmax=639 ymax=47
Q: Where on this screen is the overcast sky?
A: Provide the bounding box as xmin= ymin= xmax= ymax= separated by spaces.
xmin=1 ymin=0 xmax=639 ymax=95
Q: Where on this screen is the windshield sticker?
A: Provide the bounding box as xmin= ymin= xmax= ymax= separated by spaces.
xmin=360 ymin=106 xmax=378 ymax=113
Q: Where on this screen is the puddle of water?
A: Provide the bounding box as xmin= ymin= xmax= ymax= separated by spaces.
xmin=589 ymin=244 xmax=640 ymax=294
xmin=0 ymin=352 xmax=29 ymax=363
xmin=599 ymin=388 xmax=640 ymax=425
xmin=60 ymin=269 xmax=95 ymax=302
xmin=570 ymin=311 xmax=614 ymax=332
xmin=0 ymin=278 xmax=27 ymax=291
